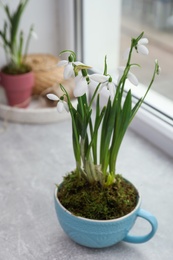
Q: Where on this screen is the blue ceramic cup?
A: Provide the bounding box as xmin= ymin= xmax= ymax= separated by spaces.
xmin=54 ymin=185 xmax=158 ymax=248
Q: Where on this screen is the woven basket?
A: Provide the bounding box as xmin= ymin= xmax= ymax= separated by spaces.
xmin=25 ymin=54 xmax=74 ymax=97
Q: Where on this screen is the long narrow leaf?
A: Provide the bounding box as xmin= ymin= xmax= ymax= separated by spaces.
xmin=87 ymin=106 xmax=106 ymax=160
xmin=121 ymin=90 xmax=132 ymax=128
xmin=11 ymin=1 xmax=29 ymax=50
xmin=100 ymin=98 xmax=111 ymax=163
xmin=129 ymin=61 xmax=159 ymax=124
xmin=100 ymin=99 xmax=116 ymax=174
xmin=109 ymin=90 xmax=132 ymax=174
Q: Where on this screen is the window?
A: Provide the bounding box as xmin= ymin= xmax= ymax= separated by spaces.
xmin=120 ymin=0 xmax=173 ymax=157
xmin=121 ymin=0 xmax=173 ymax=102
xmin=74 ymin=0 xmax=173 ymax=157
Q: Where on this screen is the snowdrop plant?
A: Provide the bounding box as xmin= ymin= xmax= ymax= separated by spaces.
xmin=48 ymin=32 xmax=159 ymax=187
xmin=0 ymin=0 xmax=37 ymax=74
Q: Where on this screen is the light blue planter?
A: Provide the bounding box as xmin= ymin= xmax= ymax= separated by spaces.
xmin=54 ymin=182 xmax=158 ymax=248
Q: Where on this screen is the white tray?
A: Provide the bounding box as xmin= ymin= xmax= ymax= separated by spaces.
xmin=0 ymin=87 xmax=75 ymax=124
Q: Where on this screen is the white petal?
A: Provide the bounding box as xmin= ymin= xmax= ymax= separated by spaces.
xmin=107 ymin=82 xmax=115 ymax=101
xmin=64 ymin=63 xmax=74 ymax=79
xmin=76 ymin=77 xmax=87 ymax=88
xmin=137 ymin=45 xmax=149 ymax=55
xmin=123 ymin=47 xmax=130 ymax=60
xmin=57 ymin=60 xmax=68 ymax=66
xmin=90 ymin=74 xmax=109 ymax=83
xmin=75 ymin=73 xmax=82 ymax=84
xmin=128 ymin=72 xmax=138 ymax=86
xmin=100 ymin=86 xmax=110 ymax=96
xmin=47 ymin=93 xmax=59 ymax=101
xmin=138 ymin=38 xmax=149 ymax=45
xmin=73 ymin=78 xmax=87 ymax=97
xmin=63 ymin=101 xmax=69 ymax=112
xmin=89 ymin=78 xmax=99 ymax=88
xmin=98 ymin=82 xmax=106 ymax=93
xmin=57 ymin=101 xmax=64 ymax=112
xmin=100 ymin=87 xmax=110 ymax=108
xmin=73 ymin=85 xmax=87 ymax=97
xmin=88 ymin=79 xmax=99 ymax=95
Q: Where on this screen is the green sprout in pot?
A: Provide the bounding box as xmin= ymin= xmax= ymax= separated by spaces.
xmin=48 ymin=32 xmax=160 ymax=220
xmin=0 ymin=0 xmax=37 ymax=74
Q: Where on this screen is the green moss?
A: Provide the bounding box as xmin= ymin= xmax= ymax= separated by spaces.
xmin=57 ymin=171 xmax=138 ymax=220
xmin=2 ymin=64 xmax=32 ymax=75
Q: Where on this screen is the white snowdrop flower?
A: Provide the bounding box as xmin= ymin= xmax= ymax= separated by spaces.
xmin=138 ymin=38 xmax=149 ymax=45
xmin=63 ymin=62 xmax=75 ymax=79
xmin=57 ymin=60 xmax=68 ymax=66
xmin=100 ymin=81 xmax=116 ymax=102
xmin=89 ymin=74 xmax=109 ymax=83
xmin=107 ymin=81 xmax=116 ymax=102
xmin=136 ymin=38 xmax=149 ymax=55
xmin=57 ymin=101 xmax=69 ymax=113
xmin=90 ymin=73 xmax=115 ymax=101
xmin=58 ymin=60 xmax=84 ymax=80
xmin=118 ymin=67 xmax=138 ymax=86
xmin=99 ymin=87 xmax=110 ymax=108
xmin=47 ymin=94 xmax=69 ymax=113
xmin=127 ymin=71 xmax=139 ymax=86
xmin=58 ymin=60 xmax=74 ymax=80
xmin=73 ymin=76 xmax=88 ymax=97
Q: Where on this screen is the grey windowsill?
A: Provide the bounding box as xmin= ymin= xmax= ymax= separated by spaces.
xmin=0 ymin=119 xmax=172 ymax=260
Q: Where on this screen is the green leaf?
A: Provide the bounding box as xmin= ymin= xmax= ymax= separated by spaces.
xmin=100 ymin=99 xmax=116 ymax=174
xmin=8 ymin=0 xmax=29 ymax=62
xmin=121 ymin=89 xmax=132 ymax=129
xmin=87 ymin=105 xmax=106 ymax=161
xmin=109 ymin=90 xmax=132 ymax=174
xmin=103 ymin=55 xmax=107 ymax=75
xmin=129 ymin=60 xmax=159 ymax=124
xmin=18 ymin=31 xmax=23 ymax=64
xmin=5 ymin=5 xmax=12 ymax=23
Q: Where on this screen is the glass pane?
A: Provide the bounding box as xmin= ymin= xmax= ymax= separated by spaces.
xmin=121 ymin=0 xmax=173 ymax=102
xmin=82 ymin=0 xmax=121 ymax=73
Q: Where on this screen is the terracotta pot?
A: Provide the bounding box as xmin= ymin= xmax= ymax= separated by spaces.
xmin=0 ymin=71 xmax=34 ymax=108
xmin=54 ymin=180 xmax=158 ymax=248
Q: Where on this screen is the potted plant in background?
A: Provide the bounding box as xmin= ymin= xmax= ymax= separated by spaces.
xmin=0 ymin=0 xmax=36 ymax=108
xmin=48 ymin=32 xmax=159 ymax=248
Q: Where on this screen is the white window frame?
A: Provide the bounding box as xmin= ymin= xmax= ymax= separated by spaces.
xmin=128 ymin=84 xmax=173 ymax=157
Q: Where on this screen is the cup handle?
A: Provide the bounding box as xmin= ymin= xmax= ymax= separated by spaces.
xmin=123 ymin=208 xmax=158 ymax=243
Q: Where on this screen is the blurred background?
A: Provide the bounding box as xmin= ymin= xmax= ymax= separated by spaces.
xmin=121 ymin=0 xmax=173 ymax=100
xmin=0 ymin=0 xmax=173 ymax=104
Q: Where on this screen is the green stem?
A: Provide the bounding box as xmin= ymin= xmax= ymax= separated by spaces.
xmin=89 ymin=83 xmax=101 ymax=108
